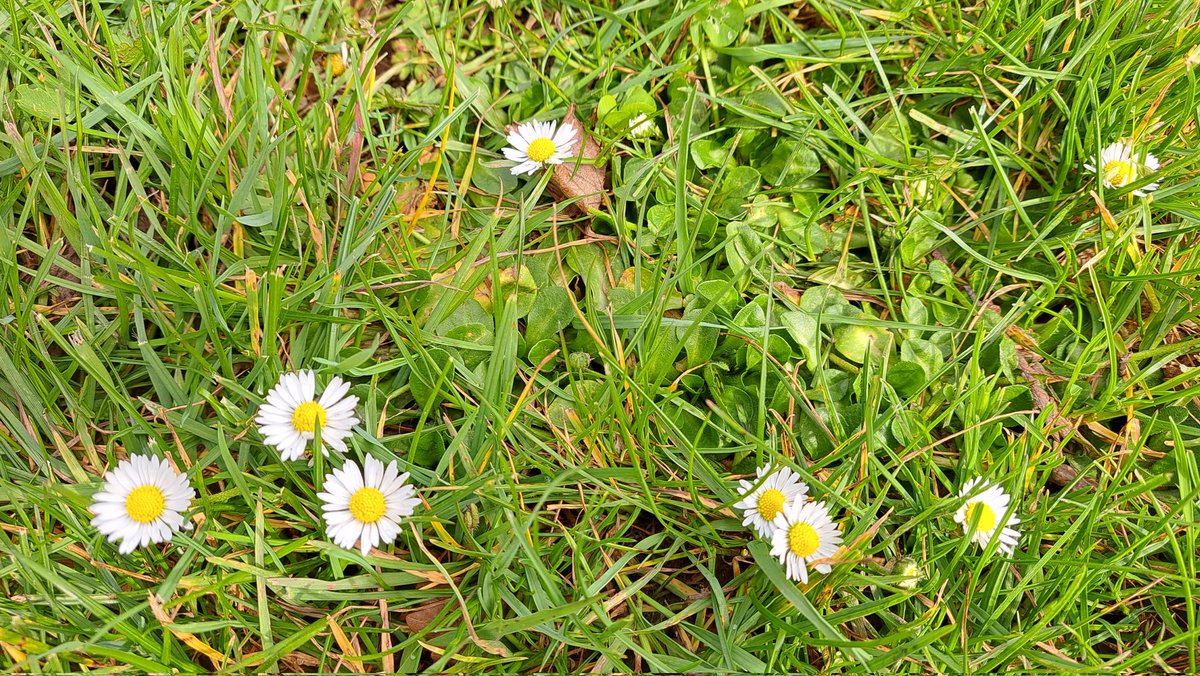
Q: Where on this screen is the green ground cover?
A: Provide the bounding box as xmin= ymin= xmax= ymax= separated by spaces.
xmin=2 ymin=0 xmax=1199 ymax=671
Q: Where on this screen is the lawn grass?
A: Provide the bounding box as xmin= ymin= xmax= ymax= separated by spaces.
xmin=2 ymin=0 xmax=1199 ymax=671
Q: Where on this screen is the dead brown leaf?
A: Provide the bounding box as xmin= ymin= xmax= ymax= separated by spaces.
xmin=278 ymin=651 xmax=321 ymax=671
xmin=405 ymin=598 xmax=449 ymax=632
xmin=547 ymin=105 xmax=607 ymax=219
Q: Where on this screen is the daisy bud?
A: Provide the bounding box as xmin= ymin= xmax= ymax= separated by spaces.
xmin=893 ymin=557 xmax=923 ymax=590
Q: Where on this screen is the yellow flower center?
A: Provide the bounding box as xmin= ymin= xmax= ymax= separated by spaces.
xmin=327 ymin=53 xmax=347 ymax=76
xmin=125 ymin=485 xmax=166 ymax=524
xmin=292 ymin=402 xmax=327 ymax=434
xmin=756 ymin=489 xmax=787 ymax=521
xmin=348 ymin=487 xmax=387 ymax=524
xmin=526 ymin=137 xmax=556 ymax=163
xmin=788 ymin=522 xmax=821 ymax=558
xmin=1103 ymin=159 xmax=1135 ymax=187
xmin=965 ymin=501 xmax=997 ymax=532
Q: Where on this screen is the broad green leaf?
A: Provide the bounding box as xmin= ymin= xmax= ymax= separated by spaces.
xmin=13 ymin=83 xmax=62 ymax=120
xmin=781 ymin=310 xmax=819 ymax=365
xmin=865 ymin=108 xmax=911 ymax=162
xmin=622 ymin=86 xmax=657 ymax=117
xmin=900 ymin=211 xmax=941 ymax=265
xmin=833 ymin=324 xmax=891 ymax=363
xmin=703 ymin=1 xmax=744 ymax=48
xmin=761 ymin=139 xmax=820 ymax=186
xmin=690 ymin=139 xmax=731 ymax=170
xmin=900 ymin=297 xmax=928 ymax=330
xmin=410 ymin=348 xmax=454 ymax=411
xmin=647 ymin=204 xmax=674 ymax=235
xmin=597 ymin=94 xmax=622 ymax=128
xmin=525 ymin=286 xmax=575 ymax=346
xmin=901 ymin=337 xmax=944 ymax=378
xmin=799 ymin=286 xmax=852 ymax=316
xmin=886 ymin=361 xmax=926 ymax=397
xmin=712 ymin=166 xmax=761 ymax=218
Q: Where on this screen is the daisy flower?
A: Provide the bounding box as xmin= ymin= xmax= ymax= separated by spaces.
xmin=318 ymin=456 xmax=421 ymax=556
xmin=1085 ymin=140 xmax=1160 ymax=196
xmin=733 ymin=465 xmax=808 ymax=538
xmin=255 ymin=370 xmax=359 ymax=462
xmin=90 ymin=455 xmax=195 ymax=555
xmin=502 ymin=119 xmax=578 ymax=176
xmin=953 ymin=477 xmax=1020 ymax=555
xmin=770 ymin=499 xmax=842 ymax=584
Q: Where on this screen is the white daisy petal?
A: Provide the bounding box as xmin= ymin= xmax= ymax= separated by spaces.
xmin=325 ymin=396 xmax=359 ymax=416
xmin=283 ymin=373 xmax=307 ymax=406
xmin=299 ymin=370 xmax=317 ymax=400
xmin=511 ymin=160 xmax=541 ymax=176
xmin=319 ymin=457 xmax=420 ymax=556
xmin=269 ymin=374 xmax=300 ymax=409
xmin=377 ymin=519 xmax=398 ymax=544
xmin=318 ymin=378 xmax=350 ymax=407
xmin=553 ymin=127 xmax=578 ymax=155
xmin=360 ymin=523 xmax=378 ymax=556
xmin=506 ymin=130 xmax=528 ymax=148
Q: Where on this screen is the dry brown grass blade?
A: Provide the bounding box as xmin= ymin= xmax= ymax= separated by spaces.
xmin=327 ymin=614 xmax=365 ymax=672
xmin=148 ymin=592 xmax=226 ymax=667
